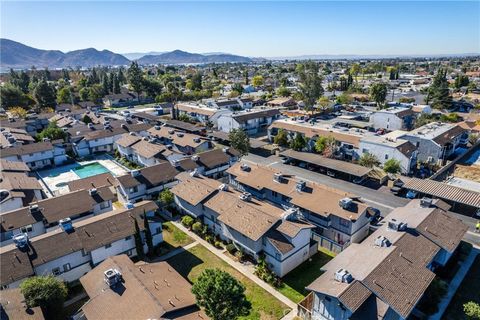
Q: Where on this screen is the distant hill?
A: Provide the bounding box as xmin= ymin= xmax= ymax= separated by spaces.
xmin=137 ymin=49 xmax=253 ymax=64
xmin=1 ymin=39 xmax=130 ymax=69
xmin=122 ymin=51 xmax=166 ymax=60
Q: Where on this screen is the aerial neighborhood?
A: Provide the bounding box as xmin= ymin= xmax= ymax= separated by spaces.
xmin=0 ymin=3 xmax=479 ymax=319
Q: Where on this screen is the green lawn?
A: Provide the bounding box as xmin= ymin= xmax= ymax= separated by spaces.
xmin=155 ymin=221 xmax=194 ymax=256
xmin=442 ymin=255 xmax=480 ymax=320
xmin=278 ymin=248 xmax=335 ymax=303
xmin=167 ymin=245 xmax=291 ymax=320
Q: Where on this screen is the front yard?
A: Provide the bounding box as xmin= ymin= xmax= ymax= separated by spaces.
xmin=442 ymin=254 xmax=480 ymax=320
xmin=167 ymin=245 xmax=291 ymax=320
xmin=278 ymin=248 xmax=335 ymax=303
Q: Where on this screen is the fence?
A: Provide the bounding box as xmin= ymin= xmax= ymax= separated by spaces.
xmin=312 ymin=233 xmax=347 ymax=254
xmin=431 ymin=140 xmax=480 ymax=182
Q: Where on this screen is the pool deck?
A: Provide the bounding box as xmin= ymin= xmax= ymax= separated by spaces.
xmin=37 ymin=155 xmax=128 ymax=196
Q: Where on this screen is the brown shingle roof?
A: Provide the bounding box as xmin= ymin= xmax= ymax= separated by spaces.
xmin=432 ymin=125 xmax=466 ymax=145
xmin=0 ymin=288 xmax=45 ymax=320
xmin=338 ymin=281 xmax=372 ymax=313
xmin=171 ymin=172 xmax=223 ymax=206
xmin=0 ymin=142 xmax=54 ymax=158
xmin=67 ymin=172 xmax=118 ymax=191
xmin=116 ymin=162 xmax=178 ymax=189
xmin=0 ymin=159 xmax=30 ymax=172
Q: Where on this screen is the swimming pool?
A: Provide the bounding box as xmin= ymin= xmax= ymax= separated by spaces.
xmin=72 ymin=162 xmax=110 ymax=179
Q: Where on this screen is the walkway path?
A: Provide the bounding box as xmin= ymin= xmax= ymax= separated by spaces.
xmin=171 ymin=221 xmax=298 ymax=319
xmin=429 ymin=246 xmax=479 ymax=320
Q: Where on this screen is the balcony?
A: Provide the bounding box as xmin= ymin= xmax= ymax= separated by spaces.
xmin=297 ymin=292 xmax=314 ymax=320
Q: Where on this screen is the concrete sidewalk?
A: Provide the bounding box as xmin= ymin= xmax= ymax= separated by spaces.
xmin=171 ymin=221 xmax=297 ymax=318
xmin=429 ymin=247 xmax=479 ymax=320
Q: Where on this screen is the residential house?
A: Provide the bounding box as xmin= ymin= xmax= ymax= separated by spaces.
xmin=116 ymin=162 xmax=179 ymax=203
xmin=171 ymin=172 xmax=317 ymax=277
xmin=0 ymin=160 xmax=44 ymax=212
xmin=175 ymin=103 xmax=227 ymax=124
xmin=174 ymin=147 xmax=240 ymax=178
xmin=76 ymin=254 xmax=204 ymax=320
xmin=267 ymin=97 xmax=296 ymax=108
xmin=227 ymin=163 xmax=374 ymax=251
xmin=0 ymin=201 xmax=161 ymax=289
xmin=0 ymin=113 xmax=52 ymax=136
xmin=359 ymin=134 xmax=417 ymax=174
xmin=299 ymin=199 xmax=467 ymax=320
xmin=397 ymin=122 xmax=467 ymax=164
xmin=0 ymin=187 xmax=114 ymax=246
xmin=0 ymin=128 xmax=35 ymax=148
xmin=147 ymin=126 xmax=211 ymax=155
xmin=67 ymin=172 xmax=118 ymax=193
xmin=370 ymin=107 xmax=416 ymax=131
xmin=102 ymin=93 xmax=136 ymax=107
xmin=0 ymin=141 xmax=67 ymax=170
xmin=217 ymin=108 xmax=281 ymax=135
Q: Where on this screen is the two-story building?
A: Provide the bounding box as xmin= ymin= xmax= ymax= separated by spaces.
xmin=171 ymin=172 xmax=317 ymax=277
xmin=217 ymin=108 xmax=281 ymax=135
xmin=0 ymin=201 xmax=161 ymax=289
xmin=173 ymin=148 xmax=240 ymax=178
xmin=298 ymin=199 xmax=467 ymax=320
xmin=0 ymin=187 xmax=114 ymax=246
xmin=227 ymin=162 xmax=374 ymax=250
xmin=114 ymin=133 xmax=174 ymax=167
xmin=147 ymin=126 xmax=211 ymax=155
xmin=0 ymin=141 xmax=67 ymax=170
xmin=0 ymin=127 xmax=35 ymax=148
xmin=115 ymin=162 xmax=179 ymax=203
xmin=370 ymin=107 xmax=416 ymax=131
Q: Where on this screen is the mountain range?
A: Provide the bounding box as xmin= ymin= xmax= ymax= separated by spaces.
xmin=0 ymin=39 xmax=254 ymax=69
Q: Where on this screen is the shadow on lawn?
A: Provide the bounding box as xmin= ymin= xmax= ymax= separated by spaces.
xmin=165 ymin=250 xmax=204 ymax=283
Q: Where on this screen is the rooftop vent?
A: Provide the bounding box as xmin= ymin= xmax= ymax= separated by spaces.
xmin=154 ymin=125 xmax=161 ymax=130
xmin=193 ymin=137 xmax=201 ymax=143
xmin=218 ymin=184 xmax=228 ymax=191
xmin=334 ymin=269 xmax=353 ymax=284
xmin=339 ymin=198 xmax=353 ymax=210
xmin=190 ymin=168 xmax=199 ymax=177
xmin=124 ymin=202 xmax=134 ymax=209
xmin=59 ymin=218 xmax=74 ymax=233
xmin=29 ymin=204 xmax=39 ymax=213
xmin=131 ymin=170 xmax=140 ymax=177
xmin=88 ymin=188 xmax=98 ymax=196
xmin=168 ymin=129 xmax=175 ymax=135
xmin=176 ymin=132 xmax=184 ymax=138
xmin=222 ymin=147 xmax=229 ymax=153
xmin=121 ymin=124 xmax=128 ymax=130
xmin=374 ymin=235 xmax=391 ymax=247
xmin=13 ymin=233 xmax=29 ymax=249
xmin=104 ymin=268 xmax=122 ymax=287
xmin=129 ymin=132 xmax=136 ymax=136
xmin=388 ymin=218 xmax=408 ymax=232
xmin=88 ymin=123 xmax=94 ymax=129
xmin=172 ymin=160 xmax=180 ymax=167
xmin=240 ymin=163 xmax=251 ymax=172
xmin=296 ymin=180 xmax=306 ymax=192
xmin=420 ymin=197 xmax=433 ymax=208
xmin=191 ymin=155 xmax=199 ymax=162
xmin=239 ymin=192 xmax=252 ymax=202
xmin=166 ymin=144 xmax=173 ymax=150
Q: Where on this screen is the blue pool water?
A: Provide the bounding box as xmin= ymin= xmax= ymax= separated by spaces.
xmin=73 ymin=162 xmax=110 ymax=178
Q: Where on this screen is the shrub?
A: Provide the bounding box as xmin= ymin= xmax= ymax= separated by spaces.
xmin=254 ymin=257 xmax=281 ymax=288
xmin=226 ymin=243 xmax=237 ymax=254
xmin=464 ymin=301 xmax=480 ymax=319
xmin=192 ymin=221 xmax=203 ymax=234
xmin=181 ymin=215 xmax=194 ymax=228
xmin=235 ymin=250 xmax=245 ymax=262
xmin=205 ymin=235 xmax=214 ymax=244
xmin=214 ymin=241 xmax=223 ymax=248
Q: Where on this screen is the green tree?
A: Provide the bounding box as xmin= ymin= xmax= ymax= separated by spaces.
xmin=229 ymin=128 xmax=250 ymax=156
xmin=231 ymin=83 xmax=244 ymax=96
xmin=88 ymin=84 xmax=104 ymax=102
xmin=181 ymin=215 xmax=194 ymax=228
xmin=276 ymin=86 xmax=291 ymax=97
xmin=0 ymin=83 xmax=33 ymax=109
xmin=358 ymin=153 xmax=380 ymax=168
xmin=317 ymin=96 xmax=331 ymax=112
xmin=192 ymin=268 xmax=251 ymax=320
xmin=428 ymin=69 xmax=452 ymax=109
xmin=127 ymin=61 xmax=143 ymax=100
xmin=142 ymin=78 xmax=163 ymax=98
xmin=133 ymin=217 xmax=145 ymax=260
xmin=383 ymin=158 xmax=401 ymax=174
xmin=469 ymin=133 xmax=479 ymax=145
xmin=440 ymin=113 xmax=460 ymax=123
xmin=20 ymin=276 xmax=67 ymax=317
xmin=82 ymin=115 xmax=93 ymax=124
xmin=464 ymin=301 xmax=480 ymax=319
xmin=296 ymin=61 xmax=324 ymax=112
xmin=143 ymin=210 xmax=154 ymax=256
xmin=9 ymin=106 xmax=28 ymax=119
xmin=102 ymin=76 xmax=110 ymax=95
xmin=252 ymin=75 xmax=264 ymax=87
xmin=315 ymin=136 xmax=336 ymax=155
xmin=369 ymin=82 xmax=388 ymax=108
xmin=79 ymin=87 xmax=89 ymax=101
xmin=37 ymin=121 xmax=67 ymax=141
xmin=273 ymin=129 xmax=289 ymax=147
xmin=336 ymin=93 xmax=353 ymax=105
xmin=290 ymin=134 xmax=306 ymax=151
xmin=190 ymin=72 xmax=203 ymax=90
xmin=112 ymin=74 xmax=121 ymax=94
xmin=158 ymin=189 xmax=174 ymax=207
xmin=56 ymin=86 xmax=73 ymax=104
xmin=33 ymin=79 xmax=56 ymax=109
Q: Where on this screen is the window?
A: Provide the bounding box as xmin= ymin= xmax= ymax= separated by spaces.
xmin=81 ymin=249 xmax=88 ymax=257
xmin=385 ymin=154 xmax=389 ymax=160
xmin=20 ymin=225 xmax=33 ymax=233
xmin=275 ymin=252 xmax=281 ymax=260
xmin=100 ymin=202 xmax=109 ymax=209
xmin=272 ymin=191 xmax=278 ymax=197
xmin=125 ymin=235 xmax=132 ymax=241
xmin=339 ymin=218 xmax=350 ymax=228
xmin=52 ymin=268 xmax=61 ymax=276
xmin=63 ymin=263 xmax=71 ymax=272
xmin=105 ymin=243 xmax=112 ymax=249
xmin=129 ymin=186 xmax=138 ymax=193
xmin=156 ymin=227 xmax=162 ymax=234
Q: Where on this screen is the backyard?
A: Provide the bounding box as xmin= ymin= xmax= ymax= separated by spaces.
xmin=167 ymin=245 xmax=291 ymax=320
xmin=154 ymin=221 xmax=194 ymax=256
xmin=277 ymin=248 xmax=335 ymax=303
xmin=442 ymin=255 xmax=480 ymax=320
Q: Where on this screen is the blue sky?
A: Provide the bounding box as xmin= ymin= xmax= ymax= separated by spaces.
xmin=1 ymin=1 xmax=479 ymax=57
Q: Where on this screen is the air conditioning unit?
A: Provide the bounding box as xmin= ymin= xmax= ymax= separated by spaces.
xmin=154 ymin=125 xmax=161 ymax=130
xmin=218 ymin=184 xmax=228 ymax=191
xmin=239 ymin=192 xmax=252 ymax=201
xmin=176 ymin=132 xmax=184 ymax=137
xmin=59 ymin=218 xmax=74 ymax=233
xmin=88 ymin=123 xmax=94 ymax=129
xmin=388 ymin=218 xmax=408 ymax=231
xmin=420 ymin=197 xmax=433 ymax=208
xmin=29 ymin=204 xmax=39 ymax=213
xmin=193 ymin=137 xmax=201 ymax=143
xmin=131 ymin=170 xmax=140 ymax=177
xmin=374 ymin=235 xmax=391 ymax=247
xmin=339 ymin=198 xmax=353 ymax=210
xmin=334 ymin=269 xmax=353 ymax=284
xmin=168 ymin=129 xmax=175 ymax=135
xmin=13 ymin=233 xmax=29 ymax=249
xmin=240 ymin=163 xmax=251 ymax=172
xmin=296 ymin=180 xmax=306 ymax=192
xmin=124 ymin=202 xmax=134 ymax=209
xmin=273 ymin=172 xmax=283 ymax=183
xmin=104 ymin=268 xmax=122 ymax=287
xmin=191 ymin=155 xmax=199 ymax=162
xmin=190 ymin=168 xmax=199 ymax=177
